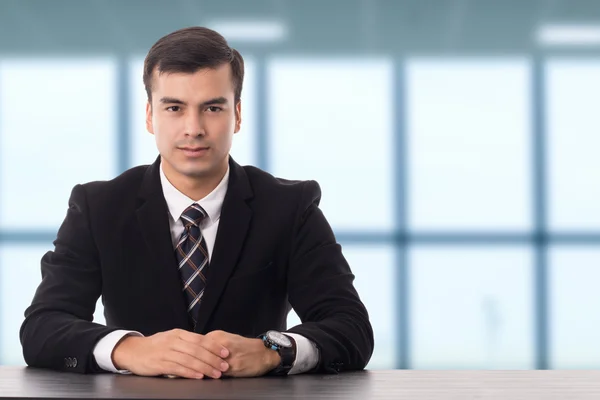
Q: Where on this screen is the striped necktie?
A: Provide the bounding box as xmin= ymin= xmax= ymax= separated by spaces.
xmin=175 ymin=203 xmax=209 ymax=326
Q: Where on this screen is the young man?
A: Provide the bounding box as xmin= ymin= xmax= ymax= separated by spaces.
xmin=20 ymin=26 xmax=373 ymax=379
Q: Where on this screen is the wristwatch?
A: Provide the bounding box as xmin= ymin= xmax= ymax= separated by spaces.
xmin=260 ymin=330 xmax=296 ymax=376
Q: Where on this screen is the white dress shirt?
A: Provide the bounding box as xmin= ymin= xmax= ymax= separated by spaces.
xmin=92 ymin=163 xmax=319 ymax=375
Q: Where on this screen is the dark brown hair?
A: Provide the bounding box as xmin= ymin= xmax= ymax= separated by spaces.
xmin=143 ymin=26 xmax=244 ymax=104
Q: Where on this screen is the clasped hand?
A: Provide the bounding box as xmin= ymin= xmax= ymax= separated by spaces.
xmin=112 ymin=329 xmax=281 ymax=379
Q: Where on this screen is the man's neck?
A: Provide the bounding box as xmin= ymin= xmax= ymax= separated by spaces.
xmin=162 ymin=160 xmax=228 ymax=201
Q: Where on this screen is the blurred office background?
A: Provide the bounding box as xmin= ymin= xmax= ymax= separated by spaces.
xmin=0 ymin=0 xmax=599 ymax=370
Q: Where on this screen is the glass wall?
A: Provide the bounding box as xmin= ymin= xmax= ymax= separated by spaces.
xmin=1 ymin=0 xmax=599 ymax=370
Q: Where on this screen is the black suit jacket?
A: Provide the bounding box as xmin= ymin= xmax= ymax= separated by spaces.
xmin=20 ymin=156 xmax=374 ymax=374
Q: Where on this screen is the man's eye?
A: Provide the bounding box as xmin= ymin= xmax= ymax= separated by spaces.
xmin=207 ymin=106 xmax=222 ymax=112
xmin=166 ymin=106 xmax=180 ymax=112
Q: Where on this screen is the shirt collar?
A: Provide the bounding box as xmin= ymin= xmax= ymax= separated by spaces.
xmin=159 ymin=163 xmax=230 ymax=226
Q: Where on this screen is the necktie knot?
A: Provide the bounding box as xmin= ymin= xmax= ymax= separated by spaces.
xmin=181 ymin=203 xmax=207 ymax=229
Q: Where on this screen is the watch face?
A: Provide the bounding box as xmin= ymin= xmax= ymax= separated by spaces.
xmin=267 ymin=331 xmax=292 ymax=347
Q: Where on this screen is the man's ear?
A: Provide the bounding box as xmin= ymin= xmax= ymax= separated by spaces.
xmin=146 ymin=101 xmax=154 ymax=134
xmin=234 ymin=101 xmax=242 ymax=133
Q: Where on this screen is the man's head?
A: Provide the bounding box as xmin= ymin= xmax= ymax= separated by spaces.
xmin=143 ymin=26 xmax=244 ymax=189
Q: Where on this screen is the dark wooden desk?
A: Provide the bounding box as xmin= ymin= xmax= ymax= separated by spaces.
xmin=2 ymin=366 xmax=600 ymax=399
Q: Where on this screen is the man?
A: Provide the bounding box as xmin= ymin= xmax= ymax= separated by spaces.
xmin=20 ymin=26 xmax=373 ymax=379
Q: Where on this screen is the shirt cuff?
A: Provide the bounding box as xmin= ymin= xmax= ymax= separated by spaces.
xmin=92 ymin=330 xmax=143 ymax=373
xmin=284 ymin=333 xmax=320 ymax=375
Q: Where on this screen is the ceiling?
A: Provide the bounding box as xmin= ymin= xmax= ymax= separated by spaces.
xmin=1 ymin=0 xmax=599 ymax=54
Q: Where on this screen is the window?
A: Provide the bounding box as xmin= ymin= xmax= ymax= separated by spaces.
xmin=0 ymin=59 xmax=117 ymax=231
xmin=268 ymin=58 xmax=395 ymax=232
xmin=546 ymin=59 xmax=600 ymax=231
xmin=549 ymin=246 xmax=600 ymax=368
xmin=410 ymin=246 xmax=534 ymax=369
xmin=406 ymin=59 xmax=532 ymax=232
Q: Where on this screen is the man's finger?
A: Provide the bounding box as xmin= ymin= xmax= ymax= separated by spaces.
xmin=166 ymin=351 xmax=223 ymax=379
xmin=178 ymin=330 xmax=230 ymax=358
xmin=171 ymin=340 xmax=229 ymax=373
xmin=161 ymin=361 xmax=204 ymax=380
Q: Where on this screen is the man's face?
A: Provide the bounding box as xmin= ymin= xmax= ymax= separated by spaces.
xmin=146 ymin=63 xmax=241 ymax=183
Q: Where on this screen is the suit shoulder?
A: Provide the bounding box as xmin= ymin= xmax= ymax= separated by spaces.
xmin=242 ymin=165 xmax=321 ymax=204
xmin=77 ymin=164 xmax=150 ymax=197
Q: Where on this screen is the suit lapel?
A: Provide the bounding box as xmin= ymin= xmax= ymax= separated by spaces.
xmin=136 ymin=157 xmax=190 ymax=329
xmin=194 ymin=158 xmax=253 ymax=333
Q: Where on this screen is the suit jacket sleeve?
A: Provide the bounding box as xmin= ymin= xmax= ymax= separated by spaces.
xmin=285 ymin=181 xmax=375 ymax=373
xmin=20 ymin=184 xmax=118 ymax=373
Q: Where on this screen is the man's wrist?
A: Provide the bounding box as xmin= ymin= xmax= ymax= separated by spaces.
xmin=259 ymin=331 xmax=297 ymax=375
xmin=269 ymin=345 xmax=282 ymax=370
xmin=93 ymin=330 xmax=142 ymax=373
xmin=112 ymin=335 xmax=142 ymax=371
xmin=258 ymin=338 xmax=281 ymax=371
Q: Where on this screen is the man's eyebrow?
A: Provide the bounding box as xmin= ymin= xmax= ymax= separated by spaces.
xmin=200 ymin=97 xmax=228 ymax=106
xmin=158 ymin=97 xmax=229 ymax=106
xmin=159 ymin=97 xmax=186 ymax=105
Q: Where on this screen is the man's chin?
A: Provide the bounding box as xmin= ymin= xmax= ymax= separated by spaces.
xmin=166 ymin=156 xmax=226 ymax=180
xmin=181 ymin=168 xmax=213 ymax=179
xmin=174 ymin=159 xmax=210 ymax=176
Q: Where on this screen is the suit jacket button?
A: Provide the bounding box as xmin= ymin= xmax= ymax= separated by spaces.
xmin=72 ymin=358 xmax=78 ymax=368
